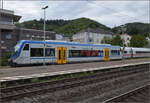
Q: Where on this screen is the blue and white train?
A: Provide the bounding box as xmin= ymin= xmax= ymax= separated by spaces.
xmin=10 ymin=40 xmax=150 ymax=66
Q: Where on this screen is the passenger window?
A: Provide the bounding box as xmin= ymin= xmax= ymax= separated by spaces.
xmin=31 ymin=48 xmax=43 ymax=57
xmin=124 ymin=51 xmax=127 ymax=54
xmin=45 ymin=48 xmax=55 ymax=57
xmin=23 ymin=44 xmax=29 ymax=50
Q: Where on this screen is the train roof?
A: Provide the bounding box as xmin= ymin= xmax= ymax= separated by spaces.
xmin=132 ymin=47 xmax=150 ymax=51
xmin=122 ymin=47 xmax=150 ymax=51
xmin=19 ymin=40 xmax=120 ymax=48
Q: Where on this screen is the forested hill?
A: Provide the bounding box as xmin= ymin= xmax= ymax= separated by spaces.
xmin=15 ymin=17 xmax=111 ymax=36
xmin=112 ymin=22 xmax=150 ymax=37
xmin=15 ymin=18 xmax=149 ymax=37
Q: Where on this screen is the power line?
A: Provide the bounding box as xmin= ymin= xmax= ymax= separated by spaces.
xmin=89 ymin=1 xmax=148 ymax=23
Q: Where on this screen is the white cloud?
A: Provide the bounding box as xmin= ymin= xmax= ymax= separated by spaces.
xmin=3 ymin=1 xmax=149 ymax=28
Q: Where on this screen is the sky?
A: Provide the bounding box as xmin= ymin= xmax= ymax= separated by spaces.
xmin=2 ymin=0 xmax=150 ymax=28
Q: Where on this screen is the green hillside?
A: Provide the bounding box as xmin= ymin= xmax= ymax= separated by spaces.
xmin=15 ymin=18 xmax=149 ymax=37
xmin=112 ymin=22 xmax=150 ymax=37
xmin=15 ymin=17 xmax=111 ymax=36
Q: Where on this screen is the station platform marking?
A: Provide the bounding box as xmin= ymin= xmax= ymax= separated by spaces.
xmin=0 ymin=61 xmax=150 ymax=82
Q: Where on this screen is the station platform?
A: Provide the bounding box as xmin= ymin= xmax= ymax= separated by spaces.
xmin=0 ymin=58 xmax=150 ymax=82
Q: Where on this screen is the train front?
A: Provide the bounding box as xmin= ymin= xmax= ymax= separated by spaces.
xmin=10 ymin=41 xmax=23 ymax=66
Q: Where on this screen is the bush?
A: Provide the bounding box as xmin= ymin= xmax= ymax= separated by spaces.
xmin=0 ymin=52 xmax=11 ymax=66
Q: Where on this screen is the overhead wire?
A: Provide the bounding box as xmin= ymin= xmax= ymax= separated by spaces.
xmin=88 ymin=1 xmax=149 ymax=24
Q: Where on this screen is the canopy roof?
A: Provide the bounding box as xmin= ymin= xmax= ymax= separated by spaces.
xmin=0 ymin=9 xmax=21 ymax=22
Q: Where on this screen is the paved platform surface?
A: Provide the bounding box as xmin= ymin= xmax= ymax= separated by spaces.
xmin=0 ymin=58 xmax=149 ymax=80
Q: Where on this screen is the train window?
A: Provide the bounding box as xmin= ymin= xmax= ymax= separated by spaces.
xmin=58 ymin=50 xmax=61 ymax=60
xmin=45 ymin=48 xmax=51 ymax=56
xmin=69 ymin=50 xmax=80 ymax=57
xmin=130 ymin=50 xmax=132 ymax=54
xmin=45 ymin=48 xmax=55 ymax=57
xmin=23 ymin=44 xmax=29 ymax=50
xmin=136 ymin=51 xmax=150 ymax=53
xmin=31 ymin=48 xmax=43 ymax=57
xmin=50 ymin=49 xmax=55 ymax=56
xmin=111 ymin=50 xmax=120 ymax=56
xmin=118 ymin=50 xmax=120 ymax=55
xmin=99 ymin=50 xmax=103 ymax=57
xmin=69 ymin=50 xmax=103 ymax=57
xmin=124 ymin=51 xmax=127 ymax=54
xmin=63 ymin=50 xmax=66 ymax=59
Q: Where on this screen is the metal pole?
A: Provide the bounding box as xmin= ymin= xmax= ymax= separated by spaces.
xmin=2 ymin=0 xmax=3 ymax=9
xmin=43 ymin=9 xmax=46 ymax=69
xmin=42 ymin=6 xmax=48 ymax=69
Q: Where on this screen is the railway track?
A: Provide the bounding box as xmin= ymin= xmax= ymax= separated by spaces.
xmin=0 ymin=65 xmax=149 ymax=103
xmin=103 ymin=84 xmax=150 ymax=103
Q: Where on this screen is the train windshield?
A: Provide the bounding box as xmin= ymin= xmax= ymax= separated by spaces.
xmin=11 ymin=41 xmax=22 ymax=59
xmin=14 ymin=41 xmax=22 ymax=52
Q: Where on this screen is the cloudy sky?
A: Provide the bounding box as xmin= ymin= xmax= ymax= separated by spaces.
xmin=2 ymin=0 xmax=150 ymax=28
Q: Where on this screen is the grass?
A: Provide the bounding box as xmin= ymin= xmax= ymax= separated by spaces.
xmin=0 ymin=66 xmax=10 ymax=69
xmin=28 ymin=71 xmax=95 ymax=84
xmin=119 ymin=67 xmax=125 ymax=70
xmin=0 ymin=83 xmax=6 ymax=88
xmin=31 ymin=78 xmax=39 ymax=83
xmin=0 ymin=72 xmax=3 ymax=75
xmin=0 ymin=70 xmax=96 ymax=88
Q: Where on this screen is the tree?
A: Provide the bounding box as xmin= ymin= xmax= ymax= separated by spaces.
xmin=101 ymin=36 xmax=112 ymax=44
xmin=130 ymin=35 xmax=148 ymax=47
xmin=111 ymin=34 xmax=123 ymax=46
xmin=15 ymin=17 xmax=111 ymax=36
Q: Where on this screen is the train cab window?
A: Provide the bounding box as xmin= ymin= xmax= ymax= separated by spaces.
xmin=23 ymin=44 xmax=29 ymax=50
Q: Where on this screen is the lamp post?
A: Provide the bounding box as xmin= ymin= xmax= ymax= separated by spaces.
xmin=42 ymin=6 xmax=48 ymax=69
xmin=1 ymin=0 xmax=3 ymax=9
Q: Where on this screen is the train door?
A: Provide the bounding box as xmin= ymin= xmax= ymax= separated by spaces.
xmin=63 ymin=47 xmax=67 ymax=64
xmin=57 ymin=47 xmax=67 ymax=64
xmin=21 ymin=44 xmax=30 ymax=64
xmin=104 ymin=48 xmax=110 ymax=61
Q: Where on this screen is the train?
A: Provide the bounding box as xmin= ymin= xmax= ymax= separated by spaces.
xmin=10 ymin=40 xmax=150 ymax=66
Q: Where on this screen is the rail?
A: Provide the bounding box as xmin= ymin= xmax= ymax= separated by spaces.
xmin=103 ymin=83 xmax=150 ymax=103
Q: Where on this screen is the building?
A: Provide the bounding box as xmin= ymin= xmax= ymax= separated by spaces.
xmin=56 ymin=34 xmax=71 ymax=42
xmin=14 ymin=27 xmax=55 ymax=41
xmin=62 ymin=35 xmax=71 ymax=42
xmin=0 ymin=9 xmax=56 ymax=57
xmin=72 ymin=28 xmax=114 ymax=44
xmin=56 ymin=34 xmax=63 ymax=41
xmin=0 ymin=9 xmax=21 ymax=57
xmin=120 ymin=34 xmax=132 ymax=47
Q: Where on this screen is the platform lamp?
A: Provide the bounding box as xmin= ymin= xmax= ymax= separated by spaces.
xmin=42 ymin=5 xmax=48 ymax=69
